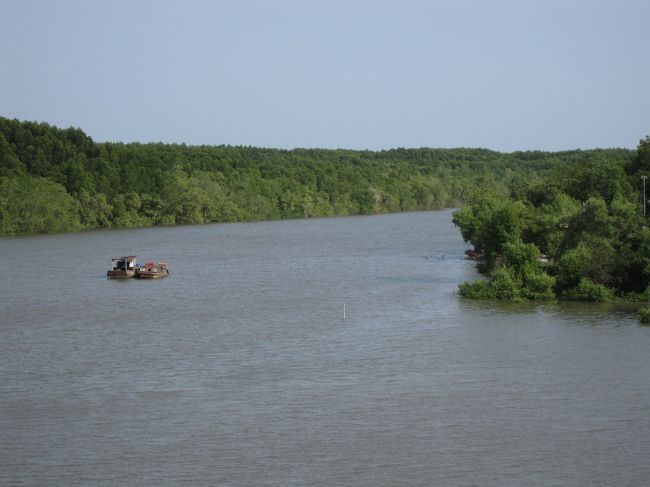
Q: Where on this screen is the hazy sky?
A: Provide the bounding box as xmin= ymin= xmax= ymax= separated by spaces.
xmin=1 ymin=0 xmax=648 ymax=151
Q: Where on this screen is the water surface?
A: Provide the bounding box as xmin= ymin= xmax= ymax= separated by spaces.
xmin=1 ymin=210 xmax=649 ymax=486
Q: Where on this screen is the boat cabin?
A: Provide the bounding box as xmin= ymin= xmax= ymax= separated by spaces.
xmin=107 ymin=256 xmax=137 ymax=279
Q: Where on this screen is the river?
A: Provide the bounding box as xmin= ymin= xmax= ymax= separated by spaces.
xmin=1 ymin=209 xmax=649 ymax=486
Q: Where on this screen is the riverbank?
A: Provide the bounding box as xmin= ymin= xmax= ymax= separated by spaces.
xmin=0 ymin=116 xmax=634 ymax=236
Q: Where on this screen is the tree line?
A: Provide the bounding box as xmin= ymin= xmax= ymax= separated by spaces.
xmin=453 ymin=136 xmax=650 ymax=302
xmin=0 ymin=116 xmax=635 ymax=237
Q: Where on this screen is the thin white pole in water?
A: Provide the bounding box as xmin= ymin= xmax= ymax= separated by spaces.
xmin=343 ymin=303 xmax=346 ymax=320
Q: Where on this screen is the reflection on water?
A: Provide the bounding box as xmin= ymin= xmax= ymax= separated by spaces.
xmin=1 ymin=210 xmax=649 ymax=486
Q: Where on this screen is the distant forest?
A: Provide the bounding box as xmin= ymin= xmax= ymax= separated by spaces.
xmin=0 ymin=116 xmax=636 ymax=236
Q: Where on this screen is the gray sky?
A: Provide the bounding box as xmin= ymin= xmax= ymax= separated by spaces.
xmin=1 ymin=0 xmax=648 ymax=151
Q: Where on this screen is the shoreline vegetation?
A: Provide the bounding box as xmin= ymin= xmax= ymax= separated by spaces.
xmin=452 ymin=135 xmax=650 ymax=313
xmin=0 ymin=116 xmax=635 ymax=235
xmin=2 ymin=117 xmax=649 ymax=317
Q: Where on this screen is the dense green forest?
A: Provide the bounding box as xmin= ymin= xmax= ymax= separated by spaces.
xmin=453 ymin=136 xmax=650 ymax=302
xmin=0 ymin=116 xmax=636 ymax=238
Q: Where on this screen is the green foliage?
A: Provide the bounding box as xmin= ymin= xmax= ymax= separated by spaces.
xmin=458 ymin=279 xmax=495 ymax=299
xmin=561 ymin=154 xmax=633 ymax=204
xmin=0 ymin=175 xmax=81 ymax=235
xmin=455 ymin=135 xmax=650 ymax=303
xmin=2 ymin=115 xmax=610 ymax=236
xmin=78 ymin=190 xmax=112 ymax=228
xmin=458 ymin=242 xmax=556 ymax=302
xmin=626 ymin=136 xmax=650 ymax=175
xmin=451 ymin=207 xmax=477 ymax=244
xmin=555 ymin=243 xmax=591 ymax=292
xmin=525 ymin=192 xmax=581 ymax=257
xmin=520 ymin=269 xmax=556 ymax=300
xmin=454 ymin=196 xmax=530 ymax=270
xmin=503 ymin=239 xmax=540 ymax=269
xmin=562 ymin=278 xmax=614 ymax=302
xmin=489 ymin=267 xmax=522 ymax=300
xmin=459 ymin=266 xmax=556 ymax=302
xmin=503 ymin=240 xmax=555 ymax=300
xmin=639 ymin=306 xmax=650 ymax=324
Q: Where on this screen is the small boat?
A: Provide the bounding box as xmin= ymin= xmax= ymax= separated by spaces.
xmin=107 ymin=256 xmax=137 ymax=279
xmin=135 ymin=260 xmax=170 ymax=279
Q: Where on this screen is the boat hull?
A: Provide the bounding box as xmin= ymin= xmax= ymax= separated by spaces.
xmin=135 ymin=269 xmax=169 ymax=279
xmin=107 ymin=270 xmax=136 ymax=279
